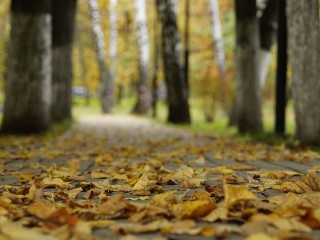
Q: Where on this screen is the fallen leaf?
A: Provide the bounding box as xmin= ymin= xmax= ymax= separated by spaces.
xmin=42 ymin=178 xmax=73 ymax=189
xmin=171 ymin=199 xmax=216 ymax=219
xmin=0 ymin=216 xmax=57 ymax=240
xmin=223 ymin=183 xmax=256 ymax=208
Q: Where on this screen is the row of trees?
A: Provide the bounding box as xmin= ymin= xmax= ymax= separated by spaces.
xmin=233 ymin=0 xmax=320 ymax=145
xmin=1 ymin=0 xmax=320 ymax=146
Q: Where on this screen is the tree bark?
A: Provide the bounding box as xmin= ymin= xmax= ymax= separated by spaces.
xmin=275 ymin=0 xmax=287 ymax=136
xmin=208 ymin=0 xmax=227 ymax=112
xmin=234 ymin=0 xmax=263 ymax=133
xmin=183 ymin=0 xmax=190 ymax=96
xmin=208 ymin=0 xmax=226 ymax=78
xmin=1 ymin=0 xmax=51 ymax=134
xmin=259 ymin=0 xmax=278 ymax=89
xmin=132 ymin=0 xmax=151 ymax=114
xmin=157 ymin=0 xmax=191 ymax=124
xmin=88 ymin=0 xmax=112 ymax=113
xmin=108 ymin=0 xmax=117 ymax=111
xmin=152 ymin=5 xmax=161 ymax=118
xmin=51 ymin=0 xmax=77 ymax=122
xmin=287 ymin=0 xmax=320 ymax=145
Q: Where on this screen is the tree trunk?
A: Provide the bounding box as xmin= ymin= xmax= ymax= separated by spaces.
xmin=287 ymin=0 xmax=320 ymax=145
xmin=51 ymin=0 xmax=77 ymax=122
xmin=234 ymin=0 xmax=263 ymax=133
xmin=1 ymin=0 xmax=51 ymax=134
xmin=208 ymin=0 xmax=226 ymax=78
xmin=259 ymin=0 xmax=278 ymax=89
xmin=275 ymin=0 xmax=287 ymax=136
xmin=208 ymin=0 xmax=227 ymax=112
xmin=88 ymin=0 xmax=112 ymax=113
xmin=152 ymin=5 xmax=161 ymax=118
xmin=108 ymin=0 xmax=117 ymax=110
xmin=157 ymin=0 xmax=191 ymax=124
xmin=132 ymin=0 xmax=151 ymax=114
xmin=183 ymin=0 xmax=190 ymax=96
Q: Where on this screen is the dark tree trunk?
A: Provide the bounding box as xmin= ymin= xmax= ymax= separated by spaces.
xmin=51 ymin=0 xmax=77 ymax=122
xmin=275 ymin=0 xmax=287 ymax=136
xmin=183 ymin=0 xmax=190 ymax=96
xmin=234 ymin=0 xmax=263 ymax=133
xmin=157 ymin=0 xmax=191 ymax=124
xmin=259 ymin=0 xmax=278 ymax=88
xmin=260 ymin=0 xmax=278 ymax=51
xmin=1 ymin=0 xmax=52 ymax=134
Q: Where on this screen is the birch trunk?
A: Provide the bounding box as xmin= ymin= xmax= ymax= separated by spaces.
xmin=157 ymin=0 xmax=191 ymax=124
xmin=287 ymin=0 xmax=320 ymax=145
xmin=88 ymin=0 xmax=112 ymax=113
xmin=108 ymin=0 xmax=117 ymax=110
xmin=132 ymin=0 xmax=151 ymax=114
xmin=208 ymin=0 xmax=228 ymax=113
xmin=235 ymin=0 xmax=263 ymax=133
xmin=1 ymin=0 xmax=51 ymax=134
xmin=208 ymin=0 xmax=226 ymax=78
xmin=51 ymin=0 xmax=77 ymax=122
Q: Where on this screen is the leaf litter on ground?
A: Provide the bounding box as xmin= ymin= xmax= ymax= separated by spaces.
xmin=0 ymin=115 xmax=320 ymax=239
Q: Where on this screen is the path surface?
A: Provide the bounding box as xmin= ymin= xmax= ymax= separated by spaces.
xmin=1 ymin=115 xmax=320 ymax=239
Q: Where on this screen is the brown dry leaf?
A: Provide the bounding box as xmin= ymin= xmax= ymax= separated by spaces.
xmin=171 ymin=199 xmax=216 ymax=219
xmin=91 ymin=170 xmax=109 ymax=179
xmin=98 ymin=193 xmax=128 ymax=216
xmin=223 ymin=183 xmax=257 ymax=208
xmin=43 ymin=208 xmax=79 ymax=230
xmin=300 ymin=208 xmax=320 ymax=228
xmin=18 ymin=172 xmax=37 ymax=183
xmin=189 ymin=190 xmax=212 ymax=201
xmin=42 ymin=177 xmax=73 ymax=189
xmin=150 ymin=191 xmax=180 ymax=209
xmin=205 ymin=185 xmax=224 ymax=199
xmin=179 ymin=177 xmax=205 ymax=188
xmin=272 ymin=172 xmax=320 ymax=193
xmin=228 ymin=163 xmax=257 ymax=171
xmin=242 ymin=213 xmax=311 ymax=235
xmin=223 ymin=175 xmax=246 ymax=184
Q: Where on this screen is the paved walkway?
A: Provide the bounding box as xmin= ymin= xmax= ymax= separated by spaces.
xmin=1 ymin=115 xmax=320 ymax=239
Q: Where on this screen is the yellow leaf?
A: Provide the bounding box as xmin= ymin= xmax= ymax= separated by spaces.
xmin=0 ymin=216 xmax=57 ymax=240
xmin=206 ymin=166 xmax=234 ymax=175
xmin=203 ymin=206 xmax=228 ymax=222
xmin=171 ymin=200 xmax=216 ymax=219
xmin=246 ymin=233 xmax=277 ymax=240
xmin=42 ymin=177 xmax=73 ymax=189
xmin=223 ymin=183 xmax=256 ymax=208
xmin=67 ymin=187 xmax=83 ymax=199
xmin=132 ymin=173 xmax=149 ymax=191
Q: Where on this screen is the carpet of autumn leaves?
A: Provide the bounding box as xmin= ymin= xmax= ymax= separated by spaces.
xmin=1 ymin=115 xmax=320 ymax=240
